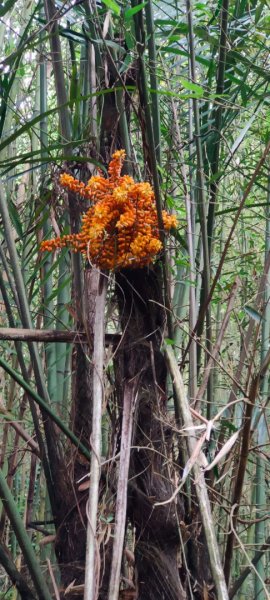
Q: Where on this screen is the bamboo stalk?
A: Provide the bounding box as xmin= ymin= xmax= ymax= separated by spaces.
xmin=186 ymin=0 xmax=213 ymax=414
xmin=0 ymin=327 xmax=119 ymax=344
xmin=0 ymin=355 xmax=90 ymax=462
xmin=255 ymin=174 xmax=270 ymax=598
xmin=207 ymin=0 xmax=230 ymax=250
xmin=164 ymin=345 xmax=229 ymax=600
xmin=0 ymin=542 xmax=37 ymax=600
xmin=44 ymin=0 xmax=71 ymax=142
xmin=39 ymin=6 xmax=58 ymax=404
xmin=169 ymin=93 xmax=197 ymax=399
xmin=108 ymin=378 xmax=138 ymax=600
xmin=84 ymin=271 xmax=107 ymax=600
xmin=44 ymin=0 xmax=81 ymax=407
xmin=229 ymin=533 xmax=270 ymax=598
xmin=0 ymin=469 xmax=52 ymax=600
xmin=0 ymin=183 xmax=61 ymax=512
xmin=223 ymin=376 xmax=259 ymax=584
xmin=131 ymin=0 xmax=173 ymax=339
xmin=181 ymin=137 xmax=270 ymax=366
xmin=145 ymin=0 xmax=161 ymax=164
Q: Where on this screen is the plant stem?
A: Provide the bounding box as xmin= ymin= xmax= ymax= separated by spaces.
xmin=145 ymin=0 xmax=161 ymax=164
xmin=0 ymin=183 xmax=59 ymax=512
xmin=186 ymin=0 xmax=213 ymax=412
xmin=207 ymin=0 xmax=229 ymax=250
xmin=132 ymin=0 xmax=173 ymax=338
xmin=0 ymin=355 xmax=90 ymax=462
xmin=0 ymin=327 xmax=119 ymax=344
xmin=165 ymin=345 xmax=229 ymax=600
xmin=181 ymin=137 xmax=270 ymax=367
xmin=108 ymin=378 xmax=138 ymax=600
xmin=84 ymin=271 xmax=107 ymax=600
xmin=0 ymin=470 xmax=52 ymax=600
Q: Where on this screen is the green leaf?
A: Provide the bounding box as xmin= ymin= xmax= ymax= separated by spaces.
xmin=124 ymin=2 xmax=147 ymax=20
xmin=102 ymin=0 xmax=120 ymax=16
xmin=179 ymin=78 xmax=204 ymax=96
xmin=0 ymin=0 xmax=17 ymax=16
xmin=164 ymin=338 xmax=175 ymax=346
xmin=221 ymin=420 xmax=238 ymax=433
xmin=92 ymin=38 xmax=125 ymax=53
xmin=243 ymin=305 xmax=263 ymax=323
xmin=8 ymin=200 xmax=23 ymax=239
xmin=255 ymin=0 xmax=265 ymax=24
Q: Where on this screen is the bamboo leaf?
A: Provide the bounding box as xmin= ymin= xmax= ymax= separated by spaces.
xmin=102 ymin=0 xmax=121 ymax=16
xmin=182 ymin=431 xmax=207 ymax=484
xmin=244 ymin=305 xmax=263 ymax=323
xmin=8 ymin=200 xmax=23 ymax=239
xmin=204 ymin=431 xmax=240 ymax=472
xmin=230 ymin=106 xmax=263 ymax=156
xmin=0 ymin=0 xmax=18 ymax=16
xmin=179 ymin=78 xmax=205 ymax=96
xmin=124 ymin=2 xmax=147 ymax=20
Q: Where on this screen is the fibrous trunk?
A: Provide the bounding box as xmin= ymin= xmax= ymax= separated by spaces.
xmin=115 ymin=267 xmax=186 ymax=599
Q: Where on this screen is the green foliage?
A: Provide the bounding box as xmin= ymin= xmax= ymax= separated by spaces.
xmin=0 ymin=0 xmax=270 ymax=597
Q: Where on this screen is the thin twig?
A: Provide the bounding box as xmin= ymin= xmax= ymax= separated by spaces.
xmin=47 ymin=558 xmax=61 ymax=600
xmin=194 ymin=278 xmax=240 ymax=409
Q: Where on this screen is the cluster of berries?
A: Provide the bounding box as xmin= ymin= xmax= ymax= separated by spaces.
xmin=40 ymin=150 xmax=177 ymax=270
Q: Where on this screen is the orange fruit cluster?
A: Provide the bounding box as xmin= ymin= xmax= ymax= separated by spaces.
xmin=40 ymin=150 xmax=177 ymax=270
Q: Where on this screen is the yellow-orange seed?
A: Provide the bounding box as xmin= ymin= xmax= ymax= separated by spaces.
xmin=40 ymin=150 xmax=177 ymax=270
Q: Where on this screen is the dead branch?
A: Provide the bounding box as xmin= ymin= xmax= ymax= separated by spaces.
xmin=0 ymin=327 xmax=119 ymax=345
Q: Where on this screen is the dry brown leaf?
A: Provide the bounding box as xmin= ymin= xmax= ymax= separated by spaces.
xmin=204 ymin=430 xmax=240 ymax=472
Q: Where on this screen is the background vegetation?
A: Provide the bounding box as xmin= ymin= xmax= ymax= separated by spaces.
xmin=0 ymin=0 xmax=270 ymax=598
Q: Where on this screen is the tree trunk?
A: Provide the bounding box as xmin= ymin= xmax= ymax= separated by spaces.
xmin=116 ymin=267 xmax=186 ymax=599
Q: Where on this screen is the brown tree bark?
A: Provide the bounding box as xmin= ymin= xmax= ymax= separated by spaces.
xmin=115 ymin=267 xmax=186 ymax=600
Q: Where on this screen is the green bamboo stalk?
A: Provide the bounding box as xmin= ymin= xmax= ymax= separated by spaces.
xmin=83 ymin=0 xmax=103 ymax=78
xmin=186 ymin=0 xmax=213 ymax=414
xmin=0 ymin=542 xmax=37 ymax=600
xmin=145 ymin=0 xmax=161 ymax=165
xmin=105 ymin=24 xmax=131 ymax=159
xmin=131 ymin=0 xmax=173 ymax=339
xmin=44 ymin=0 xmax=71 ymax=143
xmin=0 ymin=354 xmax=90 ymax=462
xmin=0 ymin=270 xmax=49 ymax=466
xmin=39 ymin=4 xmax=57 ymax=403
xmin=169 ymin=93 xmax=197 ymax=398
xmin=207 ymin=0 xmax=229 ymax=251
xmin=44 ymin=0 xmax=82 ymax=406
xmin=229 ymin=533 xmax=270 ymax=598
xmin=79 ymin=40 xmax=89 ymax=134
xmin=0 ymin=183 xmax=60 ymax=512
xmin=0 ymin=469 xmax=52 ymax=600
xmin=254 ymin=174 xmax=270 ymax=598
